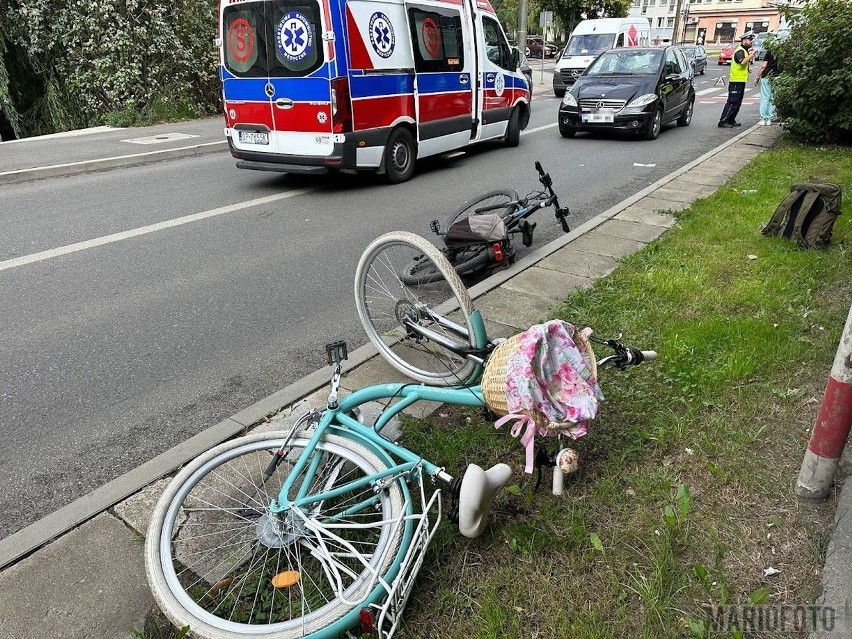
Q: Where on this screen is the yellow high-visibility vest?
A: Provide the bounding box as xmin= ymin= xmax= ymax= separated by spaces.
xmin=729 ymin=46 xmax=750 ymax=82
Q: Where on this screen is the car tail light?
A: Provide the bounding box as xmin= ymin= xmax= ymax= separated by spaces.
xmin=492 ymin=243 xmax=504 ymax=262
xmin=331 ymin=77 xmax=352 ymax=134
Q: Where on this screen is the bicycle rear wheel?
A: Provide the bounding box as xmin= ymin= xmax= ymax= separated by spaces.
xmin=146 ymin=431 xmax=407 ymax=639
xmin=445 ymin=189 xmax=518 ymax=230
xmin=355 ymin=231 xmax=478 ymax=385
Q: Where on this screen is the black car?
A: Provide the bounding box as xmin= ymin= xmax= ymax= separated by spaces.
xmin=558 ymin=46 xmax=695 ymax=140
xmin=680 ymin=45 xmax=707 ymax=75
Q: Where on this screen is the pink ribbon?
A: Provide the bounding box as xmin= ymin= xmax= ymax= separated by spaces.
xmin=494 ymin=413 xmax=539 ymax=474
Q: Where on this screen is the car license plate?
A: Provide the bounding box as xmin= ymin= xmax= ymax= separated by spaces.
xmin=238 ymin=131 xmax=269 ymax=145
xmin=582 ymin=111 xmax=615 ymax=123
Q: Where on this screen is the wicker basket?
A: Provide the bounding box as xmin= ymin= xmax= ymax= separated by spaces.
xmin=481 ymin=327 xmax=597 ymax=428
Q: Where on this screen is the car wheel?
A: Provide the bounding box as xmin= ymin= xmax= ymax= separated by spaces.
xmin=554 ymin=89 xmax=565 ymax=98
xmin=559 ymin=126 xmax=576 ymax=138
xmin=677 ymin=97 xmax=694 ymax=127
xmin=699 ymin=65 xmax=705 ymax=75
xmin=644 ymin=106 xmax=662 ymax=140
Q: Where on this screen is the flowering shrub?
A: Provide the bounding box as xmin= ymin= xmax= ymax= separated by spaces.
xmin=772 ymin=0 xmax=852 ymax=144
xmin=1 ymin=0 xmax=220 ymax=137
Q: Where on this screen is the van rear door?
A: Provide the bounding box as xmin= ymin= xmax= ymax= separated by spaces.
xmin=222 ymin=0 xmax=278 ymax=154
xmin=222 ymin=0 xmax=332 ymax=158
xmin=267 ymin=0 xmax=334 ymax=158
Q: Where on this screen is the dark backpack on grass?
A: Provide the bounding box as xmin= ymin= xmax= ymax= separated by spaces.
xmin=762 ymin=181 xmax=842 ymax=249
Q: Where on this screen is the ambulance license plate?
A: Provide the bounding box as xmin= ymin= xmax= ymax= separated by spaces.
xmin=239 ymin=131 xmax=269 ymax=145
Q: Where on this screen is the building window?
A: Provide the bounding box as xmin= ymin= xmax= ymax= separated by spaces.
xmin=666 ymin=16 xmax=674 ymax=27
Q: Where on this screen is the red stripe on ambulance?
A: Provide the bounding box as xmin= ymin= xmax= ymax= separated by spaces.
xmin=352 ymin=95 xmax=415 ymax=130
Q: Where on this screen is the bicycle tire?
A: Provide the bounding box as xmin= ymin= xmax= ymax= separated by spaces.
xmin=450 ymin=244 xmax=493 ymax=278
xmin=399 ymin=253 xmax=446 ymax=286
xmin=355 ymin=231 xmax=478 ymax=386
xmin=146 ymin=431 xmax=407 ymax=639
xmin=444 ymin=189 xmax=519 ymax=231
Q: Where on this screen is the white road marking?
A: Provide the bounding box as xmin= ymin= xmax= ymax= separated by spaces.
xmin=0 ymin=188 xmax=315 ymax=273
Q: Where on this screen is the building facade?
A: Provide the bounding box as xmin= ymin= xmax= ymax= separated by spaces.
xmin=630 ymin=0 xmax=798 ymax=45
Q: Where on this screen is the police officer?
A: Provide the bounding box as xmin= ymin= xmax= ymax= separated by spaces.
xmin=718 ymin=33 xmax=756 ymax=128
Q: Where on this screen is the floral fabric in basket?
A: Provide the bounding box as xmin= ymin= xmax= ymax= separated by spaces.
xmin=495 ymin=320 xmax=604 ymax=473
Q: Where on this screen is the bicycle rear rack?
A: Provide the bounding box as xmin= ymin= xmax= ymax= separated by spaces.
xmin=348 ymin=469 xmax=443 ymax=639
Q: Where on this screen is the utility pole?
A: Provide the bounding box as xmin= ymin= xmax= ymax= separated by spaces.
xmin=517 ymin=0 xmax=529 ymax=55
xmin=671 ymin=0 xmax=686 ymax=44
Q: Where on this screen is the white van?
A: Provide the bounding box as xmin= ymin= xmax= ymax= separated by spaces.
xmin=553 ymin=17 xmax=651 ymax=96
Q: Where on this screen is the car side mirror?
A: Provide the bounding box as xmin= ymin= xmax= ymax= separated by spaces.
xmin=511 ymin=47 xmax=520 ymax=69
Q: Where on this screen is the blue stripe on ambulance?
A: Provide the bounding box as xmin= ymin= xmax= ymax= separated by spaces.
xmin=222 ymin=70 xmax=335 ymax=102
xmin=416 ymin=72 xmax=471 ymax=94
xmin=350 ymin=74 xmax=414 ymax=99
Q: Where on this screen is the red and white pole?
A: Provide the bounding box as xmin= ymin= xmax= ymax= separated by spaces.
xmin=796 ymin=304 xmax=852 ymax=499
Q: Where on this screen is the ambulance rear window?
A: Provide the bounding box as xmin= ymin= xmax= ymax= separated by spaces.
xmin=223 ymin=0 xmax=323 ymax=77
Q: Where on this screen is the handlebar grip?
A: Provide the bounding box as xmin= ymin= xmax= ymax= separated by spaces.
xmin=641 ymin=350 xmax=658 ymax=361
xmin=535 ymin=161 xmax=543 ymax=175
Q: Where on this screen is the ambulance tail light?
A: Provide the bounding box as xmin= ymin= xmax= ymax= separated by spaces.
xmin=331 ymin=77 xmax=352 ymax=134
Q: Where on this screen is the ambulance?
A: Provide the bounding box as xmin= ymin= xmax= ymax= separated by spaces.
xmin=219 ymin=0 xmax=531 ymax=183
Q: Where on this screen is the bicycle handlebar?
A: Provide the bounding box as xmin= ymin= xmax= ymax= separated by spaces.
xmin=595 ymin=340 xmax=657 ymax=370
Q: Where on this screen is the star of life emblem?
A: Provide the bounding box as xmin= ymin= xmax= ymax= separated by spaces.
xmin=277 ymin=12 xmax=313 ymax=62
xmin=369 ymin=12 xmax=395 ymax=58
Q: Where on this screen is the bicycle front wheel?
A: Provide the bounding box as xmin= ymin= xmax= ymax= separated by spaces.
xmin=445 ymin=189 xmax=519 ymax=230
xmin=146 ymin=431 xmax=407 ymax=639
xmin=355 ymin=231 xmax=478 ymax=385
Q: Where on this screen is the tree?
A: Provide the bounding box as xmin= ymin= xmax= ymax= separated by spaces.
xmin=772 ymin=0 xmax=852 ymax=144
xmin=553 ymin=0 xmax=631 ymax=39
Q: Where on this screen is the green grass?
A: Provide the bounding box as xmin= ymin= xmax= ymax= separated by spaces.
xmin=391 ymin=141 xmax=852 ymax=639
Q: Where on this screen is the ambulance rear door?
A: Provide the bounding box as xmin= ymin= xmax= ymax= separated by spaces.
xmin=222 ymin=0 xmax=280 ymax=154
xmin=222 ymin=0 xmax=334 ymax=158
xmin=267 ymin=0 xmax=336 ymax=158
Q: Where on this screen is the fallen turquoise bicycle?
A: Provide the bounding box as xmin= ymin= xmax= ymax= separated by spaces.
xmin=145 ymin=231 xmax=655 ymax=639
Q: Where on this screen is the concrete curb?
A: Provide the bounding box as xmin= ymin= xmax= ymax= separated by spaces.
xmin=0 ymin=122 xmax=766 ymax=571
xmin=0 ymin=140 xmax=228 ymax=186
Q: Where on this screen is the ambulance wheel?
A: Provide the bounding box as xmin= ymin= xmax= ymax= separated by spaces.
xmin=384 ymin=128 xmax=416 ymax=184
xmin=504 ymin=108 xmax=521 ymax=147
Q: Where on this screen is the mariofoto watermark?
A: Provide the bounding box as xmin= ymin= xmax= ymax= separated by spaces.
xmin=705 ymin=602 xmax=848 ymax=634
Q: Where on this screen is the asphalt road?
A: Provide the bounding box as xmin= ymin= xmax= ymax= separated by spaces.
xmin=0 ymin=64 xmax=758 ymax=539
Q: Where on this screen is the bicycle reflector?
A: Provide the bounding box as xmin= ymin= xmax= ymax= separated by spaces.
xmin=492 ymin=243 xmax=504 ymax=262
xmin=359 ymin=608 xmax=376 ymax=634
xmin=271 ymin=571 xmax=300 ymax=588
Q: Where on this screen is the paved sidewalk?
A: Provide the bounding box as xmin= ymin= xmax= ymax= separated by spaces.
xmin=0 ymin=120 xmax=812 ymax=639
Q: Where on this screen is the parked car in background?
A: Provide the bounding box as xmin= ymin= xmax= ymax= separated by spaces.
xmin=680 ymin=45 xmax=707 ymax=75
xmin=718 ymin=42 xmax=736 ymax=65
xmin=525 ymin=36 xmax=558 ymax=58
xmin=558 ymin=46 xmax=695 ymax=140
xmin=518 ymin=50 xmax=533 ymax=93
